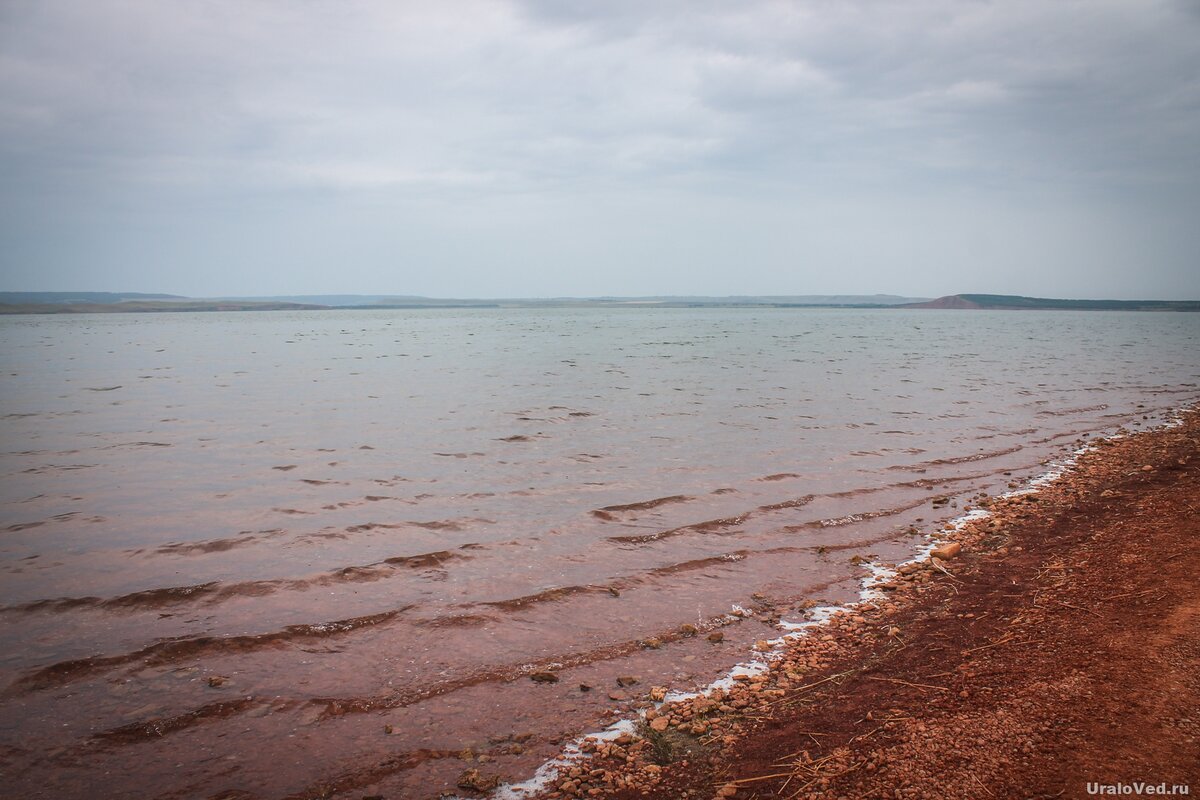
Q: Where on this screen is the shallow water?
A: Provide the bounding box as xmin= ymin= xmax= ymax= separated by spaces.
xmin=1 ymin=307 xmax=1197 ymax=798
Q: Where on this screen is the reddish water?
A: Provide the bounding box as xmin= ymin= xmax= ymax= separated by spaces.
xmin=1 ymin=308 xmax=1196 ymax=798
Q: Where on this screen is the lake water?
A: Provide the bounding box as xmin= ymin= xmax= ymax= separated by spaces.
xmin=1 ymin=307 xmax=1197 ymax=798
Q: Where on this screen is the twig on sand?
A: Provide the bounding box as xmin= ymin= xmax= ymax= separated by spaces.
xmin=1052 ymin=599 xmax=1102 ymax=617
xmin=964 ymin=635 xmax=1014 ymax=653
xmin=865 ymin=676 xmax=951 ymax=692
xmin=763 ymin=670 xmax=855 ymax=707
xmin=929 ymin=559 xmax=960 ymax=581
xmin=1103 ymin=589 xmax=1154 ymax=601
xmin=775 ymin=755 xmax=838 ymax=796
xmin=970 ymin=771 xmax=995 ymax=796
xmin=775 ymin=736 xmax=829 ymax=758
xmin=850 ymin=724 xmax=885 ymax=743
xmin=786 ymin=761 xmax=864 ymax=799
xmin=965 ymin=637 xmax=1042 ymax=654
xmin=725 ymin=770 xmax=795 ymax=785
xmin=773 ymin=749 xmax=832 ymax=768
xmin=793 ymin=670 xmax=855 ymax=693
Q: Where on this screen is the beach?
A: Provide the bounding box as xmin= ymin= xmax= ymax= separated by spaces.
xmin=517 ymin=408 xmax=1200 ymax=800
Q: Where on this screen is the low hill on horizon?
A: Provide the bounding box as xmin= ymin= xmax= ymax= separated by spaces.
xmin=905 ymin=294 xmax=1200 ymax=311
xmin=0 ymin=299 xmax=324 ymax=314
xmin=0 ymin=291 xmax=188 ymax=305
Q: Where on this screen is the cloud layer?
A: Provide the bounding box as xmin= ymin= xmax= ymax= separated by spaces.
xmin=2 ymin=0 xmax=1198 ymax=297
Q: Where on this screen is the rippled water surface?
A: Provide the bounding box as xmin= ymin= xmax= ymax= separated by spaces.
xmin=1 ymin=307 xmax=1197 ymax=798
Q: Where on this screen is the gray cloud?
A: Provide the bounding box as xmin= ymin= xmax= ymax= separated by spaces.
xmin=1 ymin=0 xmax=1198 ymax=297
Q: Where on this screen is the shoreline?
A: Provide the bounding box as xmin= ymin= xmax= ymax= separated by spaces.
xmin=482 ymin=406 xmax=1200 ymax=800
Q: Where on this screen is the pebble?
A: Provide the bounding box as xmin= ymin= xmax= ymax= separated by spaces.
xmin=931 ymin=542 xmax=962 ymax=560
xmin=457 ymin=768 xmax=499 ymax=792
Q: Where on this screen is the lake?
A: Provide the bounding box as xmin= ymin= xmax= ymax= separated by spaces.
xmin=1 ymin=307 xmax=1197 ymax=798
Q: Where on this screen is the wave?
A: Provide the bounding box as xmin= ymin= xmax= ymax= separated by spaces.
xmin=90 ymin=697 xmax=261 ymax=746
xmin=887 ymin=444 xmax=1023 ymax=471
xmin=756 ymin=495 xmax=815 ymax=512
xmin=100 ymin=441 xmax=172 ymax=449
xmin=482 ymin=585 xmax=598 ymax=611
xmin=606 ymin=512 xmax=750 ymax=545
xmin=1036 ymin=403 xmax=1110 ymax=417
xmin=784 ymin=496 xmax=932 ymax=531
xmin=18 ymin=463 xmax=97 ymax=474
xmin=0 ymin=548 xmax=473 ymax=615
xmin=153 ymin=530 xmax=283 ymax=556
xmin=592 ymin=494 xmax=693 ymax=517
xmin=7 ymin=609 xmax=409 ymax=695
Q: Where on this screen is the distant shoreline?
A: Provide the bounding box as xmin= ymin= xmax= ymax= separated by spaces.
xmin=2 ymin=292 xmax=1199 ymax=315
xmin=0 ymin=301 xmax=908 ymax=315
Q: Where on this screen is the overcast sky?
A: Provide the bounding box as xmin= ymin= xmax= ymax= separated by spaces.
xmin=1 ymin=0 xmax=1198 ymax=299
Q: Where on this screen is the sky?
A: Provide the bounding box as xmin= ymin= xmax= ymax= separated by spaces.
xmin=1 ymin=0 xmax=1198 ymax=300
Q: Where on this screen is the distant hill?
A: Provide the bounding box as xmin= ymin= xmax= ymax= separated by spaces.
xmin=904 ymin=294 xmax=1200 ymax=311
xmin=0 ymin=291 xmax=187 ymax=305
xmin=0 ymin=300 xmax=324 ymax=314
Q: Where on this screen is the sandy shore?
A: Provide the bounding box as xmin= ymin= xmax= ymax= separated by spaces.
xmin=506 ymin=408 xmax=1199 ymax=800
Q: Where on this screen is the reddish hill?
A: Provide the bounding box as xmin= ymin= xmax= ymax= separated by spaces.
xmin=902 ymin=294 xmax=1200 ymax=311
xmin=903 ymin=295 xmax=984 ymax=309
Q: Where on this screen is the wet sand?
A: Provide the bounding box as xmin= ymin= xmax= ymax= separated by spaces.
xmin=518 ymin=407 xmax=1200 ymax=800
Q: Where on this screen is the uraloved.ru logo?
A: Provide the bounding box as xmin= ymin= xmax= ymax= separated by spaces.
xmin=1086 ymin=783 xmax=1190 ymax=796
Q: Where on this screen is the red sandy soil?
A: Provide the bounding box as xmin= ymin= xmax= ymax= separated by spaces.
xmin=505 ymin=410 xmax=1199 ymax=800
